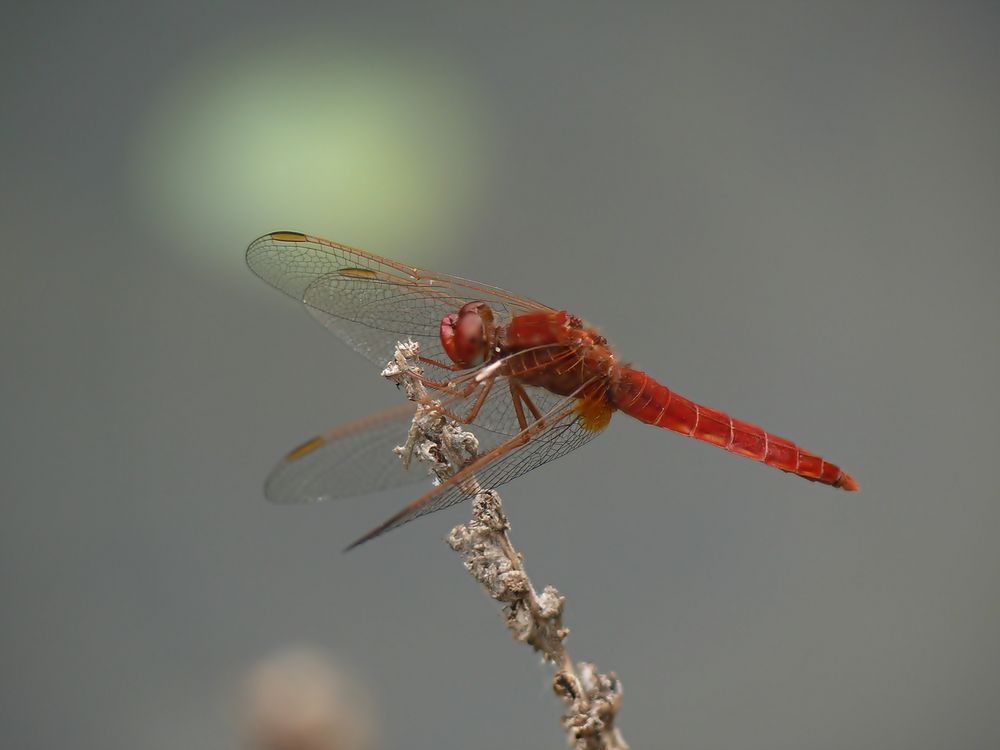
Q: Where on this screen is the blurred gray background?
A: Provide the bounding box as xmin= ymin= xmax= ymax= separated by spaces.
xmin=3 ymin=2 xmax=999 ymax=748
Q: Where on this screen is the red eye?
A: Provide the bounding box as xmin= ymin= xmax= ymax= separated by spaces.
xmin=440 ymin=301 xmax=487 ymax=367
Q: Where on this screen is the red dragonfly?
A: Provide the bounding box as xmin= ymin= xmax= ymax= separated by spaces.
xmin=248 ymin=231 xmax=858 ymax=549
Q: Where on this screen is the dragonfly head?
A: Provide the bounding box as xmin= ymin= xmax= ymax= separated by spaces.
xmin=440 ymin=301 xmax=491 ymax=368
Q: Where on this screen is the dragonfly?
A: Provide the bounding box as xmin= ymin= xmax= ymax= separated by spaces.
xmin=247 ymin=231 xmax=858 ymax=549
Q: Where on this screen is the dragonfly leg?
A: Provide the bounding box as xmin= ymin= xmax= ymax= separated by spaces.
xmin=509 ymin=381 xmax=529 ymax=430
xmin=418 ymin=355 xmax=466 ymax=372
xmin=408 ymin=370 xmax=477 ymax=395
xmin=432 ymin=374 xmax=497 ymax=425
xmin=509 ymin=380 xmax=544 ymax=425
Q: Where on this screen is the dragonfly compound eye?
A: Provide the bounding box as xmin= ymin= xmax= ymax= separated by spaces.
xmin=440 ymin=301 xmax=488 ymax=367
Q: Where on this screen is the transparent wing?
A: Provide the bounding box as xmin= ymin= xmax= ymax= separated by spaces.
xmin=264 ymin=403 xmax=427 ymax=504
xmin=249 ymin=231 xmax=601 ymax=526
xmin=346 ymin=379 xmax=611 ymax=549
xmin=264 ymin=347 xmax=595 ymax=506
xmin=246 ymin=231 xmax=552 ymax=373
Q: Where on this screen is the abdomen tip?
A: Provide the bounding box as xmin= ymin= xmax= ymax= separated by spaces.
xmin=837 ymin=473 xmax=860 ymax=492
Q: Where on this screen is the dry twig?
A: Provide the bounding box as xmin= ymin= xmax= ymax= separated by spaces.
xmin=382 ymin=342 xmax=628 ymax=750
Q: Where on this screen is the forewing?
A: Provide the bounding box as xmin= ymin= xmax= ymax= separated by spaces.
xmin=264 ymin=403 xmax=427 ymax=504
xmin=246 ymin=231 xmax=552 ymax=371
xmin=346 ymin=379 xmax=609 ymax=549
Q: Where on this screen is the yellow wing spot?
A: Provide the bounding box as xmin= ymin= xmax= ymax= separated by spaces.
xmin=285 ymin=435 xmax=325 ymax=461
xmin=339 ymin=267 xmax=379 ymax=280
xmin=576 ymin=396 xmax=613 ymax=433
xmin=271 ymin=231 xmax=308 ymax=242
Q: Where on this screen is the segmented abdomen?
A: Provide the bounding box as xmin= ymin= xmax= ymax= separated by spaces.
xmin=612 ymin=367 xmax=858 ymax=490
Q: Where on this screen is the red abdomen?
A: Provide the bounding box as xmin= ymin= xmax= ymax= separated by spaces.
xmin=612 ymin=367 xmax=858 ymax=490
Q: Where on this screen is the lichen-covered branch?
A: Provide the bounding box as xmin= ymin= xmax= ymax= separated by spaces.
xmin=382 ymin=341 xmax=628 ymax=750
xmin=448 ymin=493 xmax=628 ymax=750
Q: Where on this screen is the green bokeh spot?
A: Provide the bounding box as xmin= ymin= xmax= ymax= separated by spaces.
xmin=133 ymin=42 xmax=492 ymax=277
